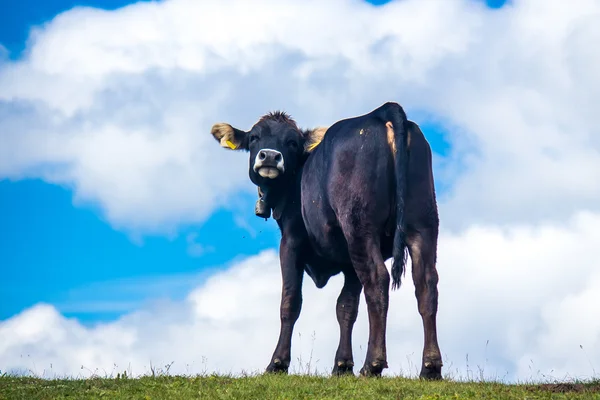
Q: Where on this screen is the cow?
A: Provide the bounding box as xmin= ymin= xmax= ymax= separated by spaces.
xmin=210 ymin=102 xmax=442 ymax=379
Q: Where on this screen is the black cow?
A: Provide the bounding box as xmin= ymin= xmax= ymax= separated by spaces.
xmin=210 ymin=102 xmax=442 ymax=379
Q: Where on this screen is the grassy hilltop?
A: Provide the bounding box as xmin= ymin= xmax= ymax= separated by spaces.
xmin=1 ymin=374 xmax=599 ymax=400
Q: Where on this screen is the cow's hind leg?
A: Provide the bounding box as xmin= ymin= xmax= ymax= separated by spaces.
xmin=408 ymin=228 xmax=443 ymax=380
xmin=332 ymin=267 xmax=362 ymax=376
xmin=342 ymin=229 xmax=390 ymax=377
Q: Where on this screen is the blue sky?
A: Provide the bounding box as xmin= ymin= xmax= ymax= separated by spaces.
xmin=0 ymin=0 xmax=506 ymax=324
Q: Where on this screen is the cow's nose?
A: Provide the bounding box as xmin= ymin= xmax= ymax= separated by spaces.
xmin=258 ymin=150 xmax=282 ymax=164
xmin=253 ymin=149 xmax=285 ymax=175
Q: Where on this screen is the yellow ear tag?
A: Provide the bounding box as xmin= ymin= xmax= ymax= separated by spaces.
xmin=225 ymin=140 xmax=237 ymax=150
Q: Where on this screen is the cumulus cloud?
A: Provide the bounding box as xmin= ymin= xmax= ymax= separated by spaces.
xmin=2 ymin=212 xmax=600 ymax=381
xmin=2 ymin=0 xmax=600 ymax=233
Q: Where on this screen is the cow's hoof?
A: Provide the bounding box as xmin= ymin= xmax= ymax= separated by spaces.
xmin=332 ymin=359 xmax=354 ymax=376
xmin=419 ymin=358 xmax=443 ymax=380
xmin=255 ymin=199 xmax=271 ymax=219
xmin=359 ymin=360 xmax=387 ymax=377
xmin=265 ymin=358 xmax=289 ymax=374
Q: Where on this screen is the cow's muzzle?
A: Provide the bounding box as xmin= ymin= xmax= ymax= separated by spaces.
xmin=253 ymin=149 xmax=285 ymax=179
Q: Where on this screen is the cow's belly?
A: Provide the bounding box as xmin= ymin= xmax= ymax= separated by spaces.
xmin=301 ymin=190 xmax=351 ymax=265
xmin=306 ymin=225 xmax=349 ymax=263
xmin=300 ymin=205 xmax=352 ymax=288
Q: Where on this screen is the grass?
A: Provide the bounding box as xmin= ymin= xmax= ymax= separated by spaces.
xmin=1 ymin=374 xmax=599 ymax=400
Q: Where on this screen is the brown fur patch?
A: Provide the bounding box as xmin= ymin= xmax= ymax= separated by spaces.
xmin=305 ymin=127 xmax=328 ymax=153
xmin=211 ymin=123 xmax=241 ymax=150
xmin=386 ymin=121 xmax=411 ymax=156
xmin=386 ymin=121 xmax=396 ymax=157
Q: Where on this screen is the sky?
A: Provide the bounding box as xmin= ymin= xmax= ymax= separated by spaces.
xmin=1 ymin=0 xmax=599 ymax=384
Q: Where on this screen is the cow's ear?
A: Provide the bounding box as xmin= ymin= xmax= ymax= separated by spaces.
xmin=304 ymin=127 xmax=328 ymax=154
xmin=211 ymin=123 xmax=249 ymax=151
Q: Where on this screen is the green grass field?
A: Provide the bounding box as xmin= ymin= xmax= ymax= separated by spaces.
xmin=1 ymin=374 xmax=599 ymax=400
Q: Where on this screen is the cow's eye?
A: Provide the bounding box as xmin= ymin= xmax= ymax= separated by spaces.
xmin=249 ymin=134 xmax=259 ymax=144
xmin=287 ymin=140 xmax=298 ymax=149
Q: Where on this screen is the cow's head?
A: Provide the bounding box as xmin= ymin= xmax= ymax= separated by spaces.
xmin=210 ymin=111 xmax=326 ymax=188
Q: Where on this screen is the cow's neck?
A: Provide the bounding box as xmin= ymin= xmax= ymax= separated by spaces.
xmin=260 ymin=171 xmax=301 ymax=222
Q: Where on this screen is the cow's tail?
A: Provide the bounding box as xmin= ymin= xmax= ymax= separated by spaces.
xmin=382 ymin=102 xmax=409 ymax=291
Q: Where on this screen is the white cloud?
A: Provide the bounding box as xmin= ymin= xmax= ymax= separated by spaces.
xmin=2 ymin=0 xmax=600 ymax=233
xmin=2 ymin=212 xmax=600 ymax=381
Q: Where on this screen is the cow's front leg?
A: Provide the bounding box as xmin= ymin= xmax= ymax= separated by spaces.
xmin=265 ymin=236 xmax=304 ymax=374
